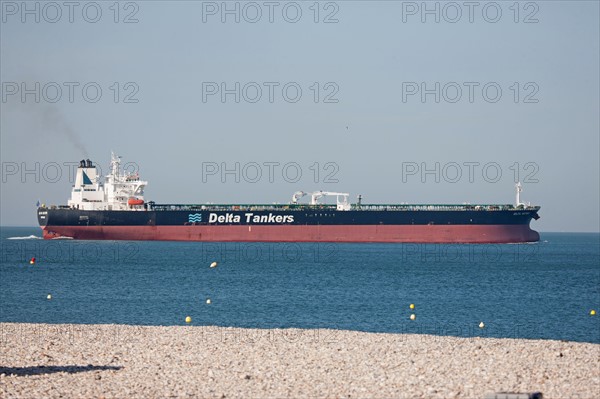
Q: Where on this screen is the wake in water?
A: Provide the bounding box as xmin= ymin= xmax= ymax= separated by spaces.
xmin=6 ymin=235 xmax=42 ymax=240
xmin=51 ymin=236 xmax=73 ymax=240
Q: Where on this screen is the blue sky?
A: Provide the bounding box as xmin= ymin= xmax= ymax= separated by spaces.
xmin=1 ymin=1 xmax=599 ymax=231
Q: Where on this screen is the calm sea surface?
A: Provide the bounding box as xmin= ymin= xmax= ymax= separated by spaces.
xmin=1 ymin=227 xmax=598 ymax=343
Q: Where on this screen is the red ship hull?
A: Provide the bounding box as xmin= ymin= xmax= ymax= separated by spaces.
xmin=42 ymin=224 xmax=540 ymax=243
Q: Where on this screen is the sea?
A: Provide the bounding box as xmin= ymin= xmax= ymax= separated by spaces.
xmin=1 ymin=227 xmax=599 ymax=343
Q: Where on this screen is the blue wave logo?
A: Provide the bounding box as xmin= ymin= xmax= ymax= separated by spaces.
xmin=188 ymin=213 xmax=202 ymax=223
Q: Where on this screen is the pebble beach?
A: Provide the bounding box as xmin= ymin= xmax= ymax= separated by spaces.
xmin=1 ymin=323 xmax=598 ymax=398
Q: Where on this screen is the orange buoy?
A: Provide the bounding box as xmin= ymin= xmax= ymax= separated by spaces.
xmin=29 ymin=257 xmax=36 ymax=265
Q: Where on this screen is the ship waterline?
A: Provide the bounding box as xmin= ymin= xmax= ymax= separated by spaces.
xmin=41 ymin=224 xmax=539 ymax=243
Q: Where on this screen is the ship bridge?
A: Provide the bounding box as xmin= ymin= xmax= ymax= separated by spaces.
xmin=67 ymin=152 xmax=148 ymax=211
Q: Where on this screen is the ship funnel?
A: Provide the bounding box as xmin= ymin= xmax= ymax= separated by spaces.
xmin=74 ymin=160 xmax=98 ymax=187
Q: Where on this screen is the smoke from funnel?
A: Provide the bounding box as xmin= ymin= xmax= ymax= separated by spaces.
xmin=42 ymin=106 xmax=89 ymax=157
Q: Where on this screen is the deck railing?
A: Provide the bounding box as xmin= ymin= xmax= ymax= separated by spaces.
xmin=148 ymin=203 xmax=539 ymax=212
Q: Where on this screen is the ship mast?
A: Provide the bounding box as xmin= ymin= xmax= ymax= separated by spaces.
xmin=110 ymin=151 xmax=121 ymax=180
xmin=515 ymin=182 xmax=523 ymax=207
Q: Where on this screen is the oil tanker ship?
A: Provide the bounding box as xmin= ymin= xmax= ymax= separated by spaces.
xmin=37 ymin=153 xmax=541 ymax=243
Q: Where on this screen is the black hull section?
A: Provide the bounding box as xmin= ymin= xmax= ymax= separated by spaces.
xmin=39 ymin=208 xmax=539 ymax=227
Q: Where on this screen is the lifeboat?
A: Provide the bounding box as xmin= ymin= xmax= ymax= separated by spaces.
xmin=128 ymin=197 xmax=144 ymax=206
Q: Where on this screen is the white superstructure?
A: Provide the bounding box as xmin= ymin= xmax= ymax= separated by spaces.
xmin=515 ymin=182 xmax=531 ymax=208
xmin=291 ymin=190 xmax=351 ymax=211
xmin=67 ymin=152 xmax=148 ymax=211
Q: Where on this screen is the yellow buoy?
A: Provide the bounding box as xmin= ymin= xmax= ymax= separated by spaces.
xmin=185 ymin=316 xmax=192 ymax=323
xmin=409 ymin=303 xmax=415 ymax=310
xmin=591 ymin=310 xmax=596 ymax=316
xmin=47 ymin=294 xmax=52 ymax=300
xmin=210 ymin=261 xmax=218 ymax=268
xmin=206 ymin=299 xmax=212 ymax=304
xmin=410 ymin=314 xmax=416 ymax=321
xmin=479 ymin=322 xmax=485 ymax=328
